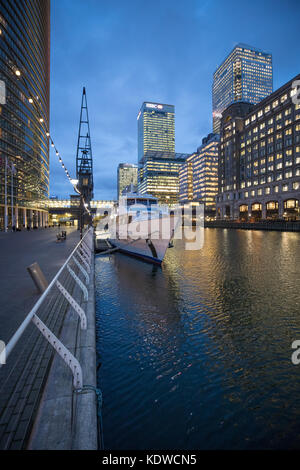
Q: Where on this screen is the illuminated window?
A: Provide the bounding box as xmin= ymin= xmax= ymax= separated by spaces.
xmin=267 ymin=201 xmax=278 ymax=210
xmin=293 ymin=182 xmax=299 ymax=190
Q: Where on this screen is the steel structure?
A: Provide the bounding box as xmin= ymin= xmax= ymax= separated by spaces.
xmin=75 ymin=88 xmax=94 ymax=235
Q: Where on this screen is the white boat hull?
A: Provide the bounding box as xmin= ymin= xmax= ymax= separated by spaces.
xmin=109 ymin=236 xmax=170 ymax=264
xmin=109 ymin=215 xmax=176 ymax=264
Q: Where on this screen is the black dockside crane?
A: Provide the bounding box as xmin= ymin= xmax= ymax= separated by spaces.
xmin=75 ymin=87 xmax=94 ymax=238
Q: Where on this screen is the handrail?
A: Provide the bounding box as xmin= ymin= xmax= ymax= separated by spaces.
xmin=0 ymin=227 xmax=94 ymax=372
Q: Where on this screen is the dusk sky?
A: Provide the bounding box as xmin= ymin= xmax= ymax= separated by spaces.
xmin=50 ymin=0 xmax=300 ymax=201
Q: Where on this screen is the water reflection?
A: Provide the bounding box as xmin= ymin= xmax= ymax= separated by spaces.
xmin=95 ymin=229 xmax=300 ymax=449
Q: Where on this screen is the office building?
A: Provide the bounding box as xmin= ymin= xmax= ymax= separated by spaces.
xmin=117 ymin=163 xmax=138 ymax=199
xmin=179 ymin=134 xmax=219 ymax=214
xmin=216 ymin=74 xmax=300 ymax=221
xmin=139 ymin=151 xmax=187 ymax=205
xmin=137 ymin=102 xmax=175 ymax=164
xmin=193 ymin=134 xmax=219 ymax=213
xmin=0 ymin=0 xmax=50 ymax=229
xmin=137 ymin=101 xmax=182 ymax=205
xmin=213 ymin=44 xmax=273 ymax=133
xmin=179 ymin=154 xmax=194 ymax=203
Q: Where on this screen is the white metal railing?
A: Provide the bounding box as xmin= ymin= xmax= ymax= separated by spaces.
xmin=0 ymin=226 xmax=94 ymax=389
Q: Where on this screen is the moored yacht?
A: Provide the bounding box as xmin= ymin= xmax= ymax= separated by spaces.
xmin=107 ymin=193 xmax=178 ymax=265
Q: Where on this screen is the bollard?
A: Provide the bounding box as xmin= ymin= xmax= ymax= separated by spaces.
xmin=27 ymin=262 xmax=49 ymax=293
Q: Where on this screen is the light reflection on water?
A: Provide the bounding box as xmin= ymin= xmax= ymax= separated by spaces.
xmin=95 ymin=229 xmax=300 ymax=449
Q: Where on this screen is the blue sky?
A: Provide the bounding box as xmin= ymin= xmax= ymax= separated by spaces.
xmin=50 ymin=0 xmax=300 ymax=200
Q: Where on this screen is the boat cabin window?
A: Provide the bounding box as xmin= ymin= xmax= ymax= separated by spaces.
xmin=127 ymin=199 xmax=136 ymax=207
xmin=126 ymin=197 xmax=157 ymax=208
xmin=136 ymin=199 xmax=148 ymax=206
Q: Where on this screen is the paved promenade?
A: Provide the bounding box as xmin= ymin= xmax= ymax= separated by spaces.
xmin=0 ymin=227 xmax=79 ymax=343
xmin=0 ymin=226 xmax=80 ymax=449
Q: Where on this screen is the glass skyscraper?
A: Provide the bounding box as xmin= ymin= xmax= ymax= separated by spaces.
xmin=137 ymin=101 xmax=186 ymax=205
xmin=139 ymin=151 xmax=187 ymax=205
xmin=137 ymin=102 xmax=175 ymax=164
xmin=0 ymin=0 xmax=50 ymax=230
xmin=212 ymin=43 xmax=273 ymax=133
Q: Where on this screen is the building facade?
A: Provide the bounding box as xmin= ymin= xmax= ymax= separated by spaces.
xmin=213 ymin=44 xmax=273 ymax=133
xmin=139 ymin=151 xmax=187 ymax=205
xmin=179 ymin=133 xmax=219 ymax=214
xmin=179 ymin=154 xmax=194 ymax=203
xmin=117 ymin=163 xmax=138 ymax=199
xmin=0 ymin=0 xmax=50 ymax=230
xmin=137 ymin=101 xmax=183 ymax=205
xmin=137 ymin=102 xmax=175 ymax=164
xmin=216 ymin=74 xmax=300 ymax=221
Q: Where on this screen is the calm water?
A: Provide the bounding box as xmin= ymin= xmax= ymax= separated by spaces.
xmin=95 ymin=229 xmax=300 ymax=449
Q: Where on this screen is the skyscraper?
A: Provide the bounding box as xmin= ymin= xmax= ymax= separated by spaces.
xmin=139 ymin=151 xmax=187 ymax=205
xmin=137 ymin=102 xmax=175 ymax=163
xmin=212 ymin=43 xmax=273 ymax=133
xmin=117 ymin=163 xmax=138 ymax=199
xmin=0 ymin=0 xmax=50 ymax=230
xmin=179 ymin=133 xmax=219 ymax=214
xmin=137 ymin=101 xmax=183 ymax=205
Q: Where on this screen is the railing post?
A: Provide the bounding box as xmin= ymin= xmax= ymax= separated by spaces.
xmin=32 ymin=314 xmax=83 ymax=389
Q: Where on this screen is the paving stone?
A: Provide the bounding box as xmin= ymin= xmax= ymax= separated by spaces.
xmin=26 ymin=389 xmax=40 ymax=406
xmin=21 ymin=405 xmax=34 ymax=422
xmin=0 ymin=405 xmax=15 ymax=426
xmin=8 ymin=439 xmax=23 ymax=450
xmin=6 ymin=413 xmax=20 ymax=433
xmin=13 ymin=397 xmax=27 ymax=415
xmin=18 ymin=384 xmax=32 ymax=399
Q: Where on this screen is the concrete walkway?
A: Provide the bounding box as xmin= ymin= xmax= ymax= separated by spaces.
xmin=0 ymin=227 xmax=79 ymax=343
xmin=0 ymin=226 xmax=80 ymax=449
